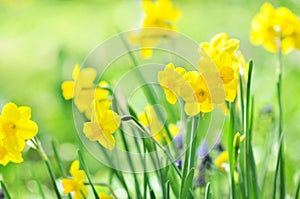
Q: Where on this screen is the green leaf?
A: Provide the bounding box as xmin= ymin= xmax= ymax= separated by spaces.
xmin=167 ymin=165 xmax=180 ymax=198
xmin=180 ymin=168 xmax=195 ymax=199
xmin=205 ymin=183 xmax=211 ymax=199
xmin=150 ymin=189 xmax=156 ymax=199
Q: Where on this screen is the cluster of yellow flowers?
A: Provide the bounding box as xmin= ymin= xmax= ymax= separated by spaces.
xmin=250 ymin=2 xmax=300 ymax=54
xmin=158 ymin=33 xmax=246 ymax=116
xmin=129 ymin=0 xmax=180 ymax=58
xmin=62 ymin=65 xmax=120 ymax=150
xmin=0 ymin=102 xmax=38 ymax=165
xmin=62 ymin=160 xmax=113 ymax=199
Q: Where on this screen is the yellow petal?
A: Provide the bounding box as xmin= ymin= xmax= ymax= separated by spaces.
xmin=61 ymin=179 xmax=76 ymax=194
xmin=61 ymin=81 xmax=75 ymax=100
xmin=83 ymin=122 xmax=102 ymax=142
xmin=99 ymin=110 xmax=121 ymax=135
xmin=97 ymin=133 xmax=115 ymax=150
xmin=17 ymin=120 xmax=38 ymax=140
xmin=70 ymin=160 xmax=80 ymax=176
xmin=18 ymin=106 xmax=31 ymax=121
xmin=1 ymin=103 xmax=19 ymax=122
xmin=165 ymin=89 xmax=177 ymax=104
xmin=99 ymin=193 xmax=113 ymax=199
xmin=184 ymin=102 xmax=200 ymax=116
xmin=72 ymin=64 xmax=81 ymax=80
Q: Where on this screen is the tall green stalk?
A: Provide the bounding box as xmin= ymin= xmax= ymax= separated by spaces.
xmin=273 ymin=39 xmax=285 ymax=199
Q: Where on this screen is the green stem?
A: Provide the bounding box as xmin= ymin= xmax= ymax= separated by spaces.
xmin=273 ymin=38 xmax=285 ymax=199
xmin=295 ymin=175 xmax=300 ymax=199
xmin=31 ymin=138 xmax=62 ymax=199
xmin=189 ymin=116 xmax=199 ymax=171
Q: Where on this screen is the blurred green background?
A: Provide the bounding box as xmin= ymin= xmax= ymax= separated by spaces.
xmin=0 ymin=0 xmax=300 ymax=198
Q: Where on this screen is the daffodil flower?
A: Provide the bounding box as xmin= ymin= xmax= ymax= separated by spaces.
xmin=158 ymin=63 xmax=188 ymax=104
xmin=0 ymin=102 xmax=38 ymax=165
xmin=250 ymin=2 xmax=300 ymax=54
xmin=61 ymin=64 xmax=111 ymax=119
xmin=142 ymin=0 xmax=180 ymax=30
xmin=83 ymin=100 xmax=120 ymax=150
xmin=62 ymin=160 xmax=88 ymax=199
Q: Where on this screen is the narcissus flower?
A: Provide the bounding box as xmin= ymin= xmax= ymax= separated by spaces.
xmin=62 ymin=160 xmax=88 ymax=199
xmin=158 ymin=63 xmax=188 ymax=104
xmin=130 ymin=0 xmax=180 ymax=58
xmin=83 ymin=100 xmax=120 ymax=150
xmin=142 ymin=0 xmax=180 ymax=30
xmin=199 ymin=33 xmax=245 ymax=103
xmin=181 ymin=71 xmax=215 ymax=116
xmin=250 ymin=2 xmax=300 ymax=54
xmin=0 ymin=102 xmax=38 ymax=166
xmin=61 ymin=64 xmax=111 ymax=119
xmin=138 ymin=105 xmax=178 ymax=144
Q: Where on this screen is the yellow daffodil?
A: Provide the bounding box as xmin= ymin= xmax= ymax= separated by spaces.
xmin=158 ymin=63 xmax=188 ymax=104
xmin=200 ymin=32 xmax=240 ymax=61
xmin=98 ymin=192 xmax=113 ymax=199
xmin=142 ymin=0 xmax=180 ymax=30
xmin=83 ymin=100 xmax=120 ymax=150
xmin=138 ymin=105 xmax=178 ymax=144
xmin=0 ymin=102 xmax=38 ymax=166
xmin=62 ymin=160 xmax=88 ymax=199
xmin=62 ymin=64 xmax=111 ymax=119
xmin=130 ymin=0 xmax=180 ymax=58
xmin=199 ymin=33 xmax=244 ymax=103
xmin=215 ymin=151 xmax=229 ymax=172
xmin=181 ymin=71 xmax=215 ymax=116
xmin=250 ymin=2 xmax=300 ymax=54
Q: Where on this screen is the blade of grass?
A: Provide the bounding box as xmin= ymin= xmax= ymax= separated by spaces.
xmin=31 ymin=166 xmax=46 ymax=199
xmin=78 ymin=150 xmax=100 ymax=199
xmin=0 ymin=181 xmax=12 ymax=199
xmin=205 ymin=182 xmax=211 ymax=199
xmin=51 ymin=140 xmax=72 ymax=199
xmin=295 ymin=175 xmax=300 ymax=199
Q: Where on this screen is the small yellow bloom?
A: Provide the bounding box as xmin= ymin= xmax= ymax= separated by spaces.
xmin=130 ymin=0 xmax=180 ymax=58
xmin=142 ymin=0 xmax=180 ymax=30
xmin=83 ymin=100 xmax=120 ymax=150
xmin=215 ymin=151 xmax=229 ymax=172
xmin=0 ymin=102 xmax=38 ymax=166
xmin=62 ymin=160 xmax=88 ymax=199
xmin=138 ymin=105 xmax=178 ymax=144
xmin=250 ymin=2 xmax=300 ymax=54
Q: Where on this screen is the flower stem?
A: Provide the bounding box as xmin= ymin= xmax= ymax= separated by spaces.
xmin=273 ymin=39 xmax=285 ymax=199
